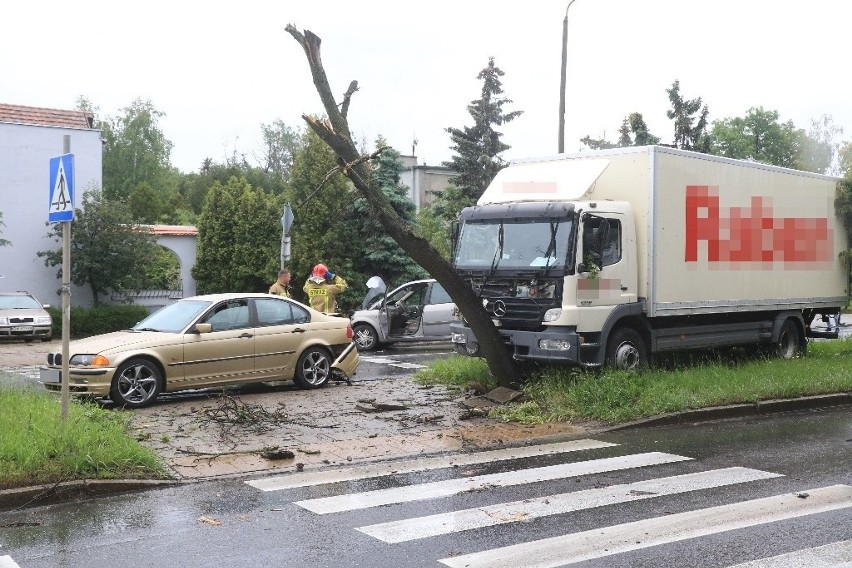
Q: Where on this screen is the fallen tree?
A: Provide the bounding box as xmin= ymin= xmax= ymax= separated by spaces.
xmin=286 ymin=26 xmax=519 ymax=386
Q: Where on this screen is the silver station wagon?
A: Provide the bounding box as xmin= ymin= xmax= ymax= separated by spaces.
xmin=350 ymin=279 xmax=454 ymax=351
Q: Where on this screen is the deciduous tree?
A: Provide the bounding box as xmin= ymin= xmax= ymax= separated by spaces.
xmin=101 ymin=98 xmax=174 ymax=201
xmin=798 ymin=115 xmax=843 ymax=174
xmin=0 ymin=212 xmax=9 ymax=246
xmin=37 ymin=189 xmax=160 ymax=305
xmin=709 ymin=107 xmax=802 ymax=168
xmin=258 ymin=120 xmax=302 ymax=182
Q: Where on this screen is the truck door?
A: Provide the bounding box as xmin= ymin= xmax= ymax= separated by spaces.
xmin=577 ymin=213 xmax=637 ymax=330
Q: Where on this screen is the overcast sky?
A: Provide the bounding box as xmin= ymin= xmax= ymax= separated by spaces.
xmin=3 ymin=1 xmax=849 ymax=173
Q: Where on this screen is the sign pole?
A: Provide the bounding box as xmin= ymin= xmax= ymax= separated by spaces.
xmin=60 ymin=136 xmax=71 ymax=422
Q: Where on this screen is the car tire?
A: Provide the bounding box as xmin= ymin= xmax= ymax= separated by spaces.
xmin=353 ymin=323 xmax=380 ymax=351
xmin=293 ymin=347 xmax=331 ymax=389
xmin=110 ymin=358 xmax=163 ymax=409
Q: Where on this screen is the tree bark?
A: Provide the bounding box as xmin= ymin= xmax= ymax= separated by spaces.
xmin=286 ymin=26 xmax=519 ymax=387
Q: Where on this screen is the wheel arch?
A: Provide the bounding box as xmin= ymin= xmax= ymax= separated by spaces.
xmin=112 ymin=353 xmax=168 ymax=390
xmin=769 ymin=311 xmax=806 ymax=348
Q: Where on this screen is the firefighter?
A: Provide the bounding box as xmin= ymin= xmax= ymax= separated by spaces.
xmin=303 ymin=263 xmax=348 ymax=313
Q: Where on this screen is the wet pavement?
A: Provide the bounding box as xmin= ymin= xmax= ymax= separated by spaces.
xmin=2 ymin=325 xmax=850 ymax=510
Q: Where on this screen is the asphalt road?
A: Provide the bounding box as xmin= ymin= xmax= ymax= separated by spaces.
xmin=1 ymin=405 xmax=849 ymax=568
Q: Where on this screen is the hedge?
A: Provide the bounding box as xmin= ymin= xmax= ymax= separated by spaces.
xmin=47 ymin=305 xmax=151 ymax=338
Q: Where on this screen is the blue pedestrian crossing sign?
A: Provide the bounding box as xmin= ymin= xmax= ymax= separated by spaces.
xmin=48 ymin=153 xmax=75 ymax=222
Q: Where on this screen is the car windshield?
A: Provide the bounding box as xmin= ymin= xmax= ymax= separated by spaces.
xmin=132 ymin=299 xmax=212 ymax=333
xmin=0 ymin=295 xmax=43 ymax=310
xmin=454 ymin=217 xmax=574 ymax=270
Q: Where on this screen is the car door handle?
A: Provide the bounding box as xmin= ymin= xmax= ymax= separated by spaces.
xmin=292 ymin=328 xmax=306 ymax=333
xmin=239 ymin=332 xmax=253 ymax=339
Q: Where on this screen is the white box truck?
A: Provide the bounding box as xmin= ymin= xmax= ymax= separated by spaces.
xmin=449 ymin=145 xmax=848 ymax=369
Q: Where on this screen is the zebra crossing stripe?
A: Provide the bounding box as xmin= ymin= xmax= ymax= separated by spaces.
xmin=358 ymin=466 xmax=782 ymax=543
xmin=727 ymin=538 xmax=852 ymax=567
xmin=0 ymin=556 xmax=22 ymax=568
xmin=358 ymin=356 xmax=425 ymax=369
xmin=438 ymin=484 xmax=852 ymax=568
xmin=246 ymin=439 xmax=616 ymax=491
xmin=294 ymin=451 xmax=691 ymax=514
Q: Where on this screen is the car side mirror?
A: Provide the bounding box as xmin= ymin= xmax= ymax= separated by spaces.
xmin=195 ymin=323 xmax=212 ymax=334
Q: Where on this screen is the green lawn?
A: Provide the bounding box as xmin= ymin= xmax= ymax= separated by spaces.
xmin=416 ymin=339 xmax=852 ymax=424
xmin=0 ymin=376 xmax=169 ymax=490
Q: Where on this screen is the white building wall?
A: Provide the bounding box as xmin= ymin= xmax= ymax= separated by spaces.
xmin=0 ymin=123 xmax=102 ymax=307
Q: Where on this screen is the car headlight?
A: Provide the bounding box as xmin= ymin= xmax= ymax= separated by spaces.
xmin=0 ymin=317 xmax=7 ymax=325
xmin=35 ymin=316 xmax=51 ymax=325
xmin=69 ymin=354 xmax=110 ymax=366
xmin=543 ymin=308 xmax=562 ymax=322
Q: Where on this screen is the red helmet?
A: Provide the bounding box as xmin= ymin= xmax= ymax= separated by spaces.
xmin=312 ymin=263 xmax=329 ymax=278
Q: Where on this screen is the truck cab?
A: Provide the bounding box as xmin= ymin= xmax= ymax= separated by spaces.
xmin=450 ymin=199 xmax=637 ymax=366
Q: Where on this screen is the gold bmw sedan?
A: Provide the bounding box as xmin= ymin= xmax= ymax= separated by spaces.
xmin=41 ymin=293 xmax=359 ymax=408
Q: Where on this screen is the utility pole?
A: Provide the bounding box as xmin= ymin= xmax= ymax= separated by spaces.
xmin=558 ymin=0 xmax=577 ymax=154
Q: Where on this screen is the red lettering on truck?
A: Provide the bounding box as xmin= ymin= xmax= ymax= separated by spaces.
xmin=685 ymin=185 xmax=832 ymax=264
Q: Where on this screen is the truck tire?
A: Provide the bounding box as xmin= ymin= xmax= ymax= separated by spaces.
xmin=606 ymin=328 xmax=648 ymax=371
xmin=774 ymin=319 xmax=804 ymax=359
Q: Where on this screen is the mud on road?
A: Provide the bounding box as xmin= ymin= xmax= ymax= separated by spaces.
xmin=0 ymin=339 xmax=586 ymax=481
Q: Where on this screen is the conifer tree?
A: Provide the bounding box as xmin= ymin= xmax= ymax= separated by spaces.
xmin=434 ymin=57 xmax=522 ymax=221
xmin=352 ymin=139 xmax=426 ymax=286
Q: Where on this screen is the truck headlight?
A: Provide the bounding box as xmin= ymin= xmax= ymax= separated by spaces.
xmin=539 ymin=339 xmax=571 ymax=351
xmin=543 ymin=308 xmax=562 ymax=322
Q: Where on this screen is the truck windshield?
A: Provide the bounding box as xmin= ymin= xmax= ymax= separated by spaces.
xmin=454 ymin=218 xmax=574 ymax=270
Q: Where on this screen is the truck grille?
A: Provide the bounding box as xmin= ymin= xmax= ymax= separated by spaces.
xmin=481 ymin=296 xmax=559 ymax=330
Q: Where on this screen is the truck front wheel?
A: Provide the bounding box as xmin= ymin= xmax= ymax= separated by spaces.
xmin=606 ymin=328 xmax=648 ymax=371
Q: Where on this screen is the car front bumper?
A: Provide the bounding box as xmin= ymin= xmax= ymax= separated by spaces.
xmin=40 ymin=366 xmax=113 ymax=397
xmin=0 ymin=325 xmax=52 ymax=340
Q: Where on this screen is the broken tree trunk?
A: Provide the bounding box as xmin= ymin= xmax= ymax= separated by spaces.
xmin=286 ymin=25 xmax=519 ymax=387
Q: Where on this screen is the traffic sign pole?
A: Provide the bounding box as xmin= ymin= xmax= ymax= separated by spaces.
xmin=60 ymin=137 xmax=72 ymax=422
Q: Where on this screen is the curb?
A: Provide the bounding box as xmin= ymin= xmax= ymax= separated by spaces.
xmin=603 ymin=393 xmax=852 ymax=431
xmin=0 ymin=479 xmax=179 ymax=512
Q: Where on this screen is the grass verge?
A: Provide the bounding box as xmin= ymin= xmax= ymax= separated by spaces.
xmin=415 ymin=339 xmax=852 ymax=425
xmin=0 ymin=375 xmax=170 ymax=490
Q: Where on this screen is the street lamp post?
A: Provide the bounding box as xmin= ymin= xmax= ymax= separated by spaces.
xmin=558 ymin=0 xmax=577 ymax=154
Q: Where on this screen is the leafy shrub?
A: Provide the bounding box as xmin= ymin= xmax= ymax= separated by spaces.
xmin=47 ymin=305 xmax=150 ymax=338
